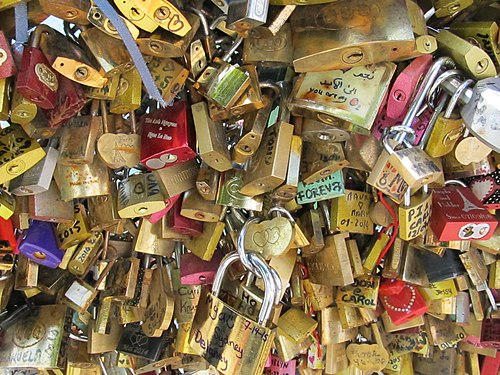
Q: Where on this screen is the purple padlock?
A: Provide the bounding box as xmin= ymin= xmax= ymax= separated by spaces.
xmin=19 ymin=220 xmax=64 ymax=268
xmin=180 ymin=251 xmax=223 ymax=285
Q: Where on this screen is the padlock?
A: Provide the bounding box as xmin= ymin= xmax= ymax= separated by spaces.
xmin=0 ymin=305 xmax=67 ymax=369
xmin=18 ymin=220 xmax=64 ymax=268
xmin=209 ymin=65 xmax=265 ymax=121
xmin=39 ymin=0 xmax=90 ymax=25
xmin=180 ymin=188 xmax=223 ymax=223
xmin=277 ymin=307 xmax=318 ymax=344
xmin=398 ymin=186 xmax=433 ymax=241
xmin=382 ymin=132 xmax=442 ymax=189
xmin=226 ymin=0 xmax=269 ymax=32
xmin=63 ymin=249 xmax=117 ymax=314
xmin=134 ymin=218 xmax=175 ymax=256
xmin=9 ymin=86 xmax=38 ymax=126
xmin=15 ymin=25 xmax=59 ymax=109
xmin=28 ymin=180 xmax=74 ymax=224
xmin=44 ymin=75 xmax=87 ymax=129
xmin=0 ymin=30 xmax=16 ymax=79
xmin=109 ymin=68 xmax=142 ymax=114
xmin=57 ymin=203 xmax=91 ymax=250
xmin=450 ymin=21 xmax=500 ymax=68
xmin=196 ymin=162 xmax=220 ymax=201
xmin=232 ymin=94 xmax=273 ymax=165
xmin=147 ymin=56 xmax=189 ymax=103
xmin=154 ymin=158 xmax=199 ymax=198
xmin=289 ymin=62 xmax=396 ymax=134
xmin=0 ymin=216 xmax=16 ymax=255
xmin=141 ymin=100 xmax=196 ymax=170
xmin=55 ymin=156 xmax=111 ymax=201
xmin=301 ymin=142 xmax=348 ymax=185
xmin=38 ymin=25 xmax=107 ymax=88
xmin=379 ymin=279 xmax=428 ymax=326
xmin=136 ymin=11 xmax=199 ymax=58
xmin=112 ymin=0 xmax=158 ymax=33
xmin=290 ymin=0 xmax=424 ymax=72
xmin=88 ymin=4 xmax=140 ymax=40
xmin=131 ymin=0 xmax=191 ymax=37
xmin=67 ymin=230 xmax=103 ymax=276
xmin=97 ymin=104 xmax=141 ymax=169
xmin=191 ymin=100 xmax=232 ymax=172
xmin=87 ymin=184 xmax=126 ymax=232
xmin=190 ymin=251 xmax=278 ymax=375
xmin=243 ymin=22 xmax=293 ymax=66
xmin=59 ymin=99 xmax=102 ymax=165
xmin=116 ymin=322 xmax=170 ymax=361
xmin=194 ymin=58 xmax=250 ymax=109
xmin=336 ymin=275 xmax=380 ymax=310
xmin=298 ymin=209 xmax=324 ymax=257
xmin=330 ymin=189 xmax=373 ymax=235
xmin=142 ymin=257 xmax=175 ymax=337
xmin=240 ymin=121 xmax=294 ymax=196
xmin=79 ymin=26 xmax=134 ymax=77
xmin=117 ymin=171 xmax=166 ymax=218
xmin=86 ymin=73 xmax=120 ymax=100
xmin=180 ymin=250 xmax=223 ymax=285
xmin=430 ymin=183 xmax=498 ymax=241
xmin=0 ymin=124 xmax=46 ymax=185
xmin=433 ymin=29 xmax=496 ymax=80
xmin=184 ymin=213 xmax=224 ymax=261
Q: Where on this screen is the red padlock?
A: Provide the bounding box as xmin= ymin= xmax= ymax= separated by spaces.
xmin=430 ymin=185 xmax=498 ymax=241
xmin=180 ymin=251 xmax=223 ymax=285
xmin=168 ymin=199 xmax=203 ymax=237
xmin=140 ymin=100 xmax=196 ymax=170
xmin=44 ymin=75 xmax=87 ymax=128
xmin=0 ymin=31 xmax=17 ymax=79
xmin=379 ymin=279 xmax=427 ymax=326
xmin=0 ymin=217 xmax=17 ymax=253
xmin=15 ymin=25 xmax=59 ymax=109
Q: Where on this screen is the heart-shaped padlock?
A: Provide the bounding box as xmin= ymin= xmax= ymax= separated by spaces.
xmin=244 ymin=217 xmax=295 ymax=259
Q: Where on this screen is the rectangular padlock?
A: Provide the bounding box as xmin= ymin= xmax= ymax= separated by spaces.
xmin=430 ymin=185 xmax=498 ymax=241
xmin=141 ymin=100 xmax=196 ymax=170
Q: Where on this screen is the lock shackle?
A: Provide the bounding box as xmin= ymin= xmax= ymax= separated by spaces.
xmin=186 ymin=6 xmax=210 ymax=37
xmin=443 ymin=79 xmax=474 ymax=118
xmin=268 ymin=206 xmax=295 ymax=223
xmin=444 ymin=179 xmax=467 ymax=187
xmin=418 ymin=92 xmax=449 ymax=149
xmin=210 ymin=14 xmax=227 ymax=31
xmin=212 ymin=251 xmax=277 ymax=325
xmin=221 ymin=36 xmax=243 ymax=62
xmin=259 ymin=82 xmax=281 ymax=99
xmin=382 ymin=127 xmax=414 ymax=155
xmin=397 ymin=57 xmax=456 ymax=144
xmin=249 ymin=253 xmax=282 ymax=305
xmin=426 ymin=69 xmax=463 ymax=111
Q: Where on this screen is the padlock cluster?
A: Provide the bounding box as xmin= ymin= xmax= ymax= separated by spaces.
xmin=0 ymin=0 xmax=499 ymax=374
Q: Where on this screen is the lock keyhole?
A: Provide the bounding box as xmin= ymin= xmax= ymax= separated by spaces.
xmin=393 ymin=89 xmax=406 ymax=102
xmin=155 ymin=6 xmax=170 ymax=20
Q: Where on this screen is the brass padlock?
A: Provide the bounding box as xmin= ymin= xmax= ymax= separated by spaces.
xmin=59 ymin=99 xmax=102 ymax=165
xmin=117 ymin=172 xmax=166 ymax=218
xmin=110 ymin=68 xmax=142 ymax=114
xmin=88 ymin=4 xmax=140 ymax=40
xmin=147 ymin=56 xmax=189 ymax=103
xmin=0 ymin=125 xmax=46 ymax=185
xmin=10 ymin=87 xmax=37 ymax=125
xmin=240 ymin=121 xmax=294 ymax=196
xmin=39 ymin=0 xmax=90 ymax=25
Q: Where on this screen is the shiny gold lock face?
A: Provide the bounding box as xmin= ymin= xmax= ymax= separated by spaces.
xmin=330 ymin=190 xmax=374 ymax=235
xmin=240 ymin=121 xmax=295 ymax=196
xmin=57 ymin=203 xmax=91 ymax=250
xmin=243 ymin=23 xmax=293 ymax=66
xmin=110 ymin=68 xmax=142 ymax=114
xmin=10 ymin=88 xmax=37 ymax=125
xmin=0 ymin=125 xmax=46 ymax=185
xmin=117 ymin=173 xmax=166 ymax=218
xmin=450 ymin=22 xmax=500 ymax=68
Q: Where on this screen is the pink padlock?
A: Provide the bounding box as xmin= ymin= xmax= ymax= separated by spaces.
xmin=264 ymin=354 xmax=296 ymax=375
xmin=180 ymin=251 xmax=223 ymax=285
xmin=148 ymin=195 xmax=181 ymax=224
xmin=386 ymin=55 xmax=433 ymax=120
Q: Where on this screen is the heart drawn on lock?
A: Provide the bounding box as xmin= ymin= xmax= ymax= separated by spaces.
xmin=244 ymin=217 xmax=294 ymax=259
xmin=469 ymin=176 xmax=495 ymax=202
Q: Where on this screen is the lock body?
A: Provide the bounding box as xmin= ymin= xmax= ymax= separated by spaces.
xmin=141 ymin=101 xmax=196 ymax=170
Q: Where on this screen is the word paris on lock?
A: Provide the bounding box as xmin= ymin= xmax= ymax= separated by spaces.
xmin=1 ymin=0 xmax=500 ymax=373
